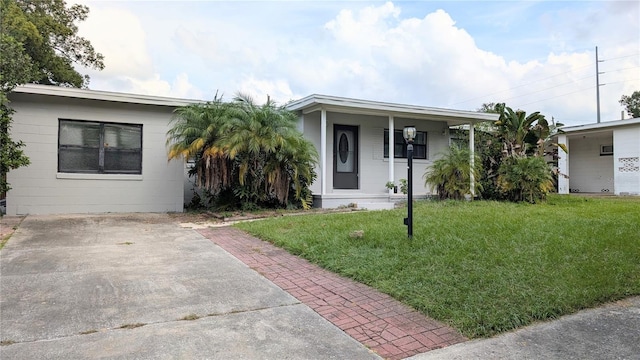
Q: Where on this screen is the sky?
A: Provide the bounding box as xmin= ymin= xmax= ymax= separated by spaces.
xmin=73 ymin=0 xmax=640 ymax=126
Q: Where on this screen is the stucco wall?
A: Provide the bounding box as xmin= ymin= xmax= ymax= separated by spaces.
xmin=6 ymin=93 xmax=184 ymax=215
xmin=302 ymin=111 xmax=451 ymax=195
xmin=568 ymin=133 xmax=614 ymax=193
xmin=614 ymin=127 xmax=640 ymax=195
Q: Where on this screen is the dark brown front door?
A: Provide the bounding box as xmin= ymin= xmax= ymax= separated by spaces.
xmin=333 ymin=125 xmax=358 ymax=189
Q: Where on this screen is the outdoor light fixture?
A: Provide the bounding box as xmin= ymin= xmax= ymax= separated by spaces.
xmin=403 ymin=126 xmax=416 ymax=143
xmin=403 ymin=126 xmax=416 ymax=239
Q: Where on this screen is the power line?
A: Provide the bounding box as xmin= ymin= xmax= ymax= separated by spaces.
xmin=601 ymin=53 xmax=640 ymax=62
xmin=448 ymin=63 xmax=594 ymax=106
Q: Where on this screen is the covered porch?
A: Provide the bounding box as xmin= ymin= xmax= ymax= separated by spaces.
xmin=287 ymin=95 xmax=498 ymax=209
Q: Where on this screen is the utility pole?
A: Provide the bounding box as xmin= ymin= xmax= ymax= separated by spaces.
xmin=595 ymin=46 xmax=605 ymax=123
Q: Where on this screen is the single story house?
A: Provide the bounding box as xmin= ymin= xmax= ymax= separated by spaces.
xmin=286 ymin=95 xmax=497 ymax=209
xmin=556 ymin=118 xmax=640 ymax=196
xmin=5 ymin=85 xmax=496 ymax=215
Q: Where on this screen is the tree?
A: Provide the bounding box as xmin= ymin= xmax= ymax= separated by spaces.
xmin=167 ymin=95 xmax=318 ymax=210
xmin=1 ymin=0 xmax=105 ymax=88
xmin=423 ymin=145 xmax=481 ymax=200
xmin=0 ymin=0 xmax=104 ymax=196
xmin=619 ymin=91 xmax=640 ymax=118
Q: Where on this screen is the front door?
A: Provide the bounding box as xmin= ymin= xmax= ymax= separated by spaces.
xmin=333 ymin=125 xmax=358 ymax=189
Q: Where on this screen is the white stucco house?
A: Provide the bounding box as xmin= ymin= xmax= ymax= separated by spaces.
xmin=5 ymin=85 xmax=497 ymax=215
xmin=557 ymin=118 xmax=640 ymax=196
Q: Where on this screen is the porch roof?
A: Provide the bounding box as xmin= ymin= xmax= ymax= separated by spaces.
xmin=286 ymin=94 xmax=498 ymax=126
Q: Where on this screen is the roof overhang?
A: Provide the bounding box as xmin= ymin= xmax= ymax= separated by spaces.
xmin=560 ymin=117 xmax=640 ymax=135
xmin=286 ymin=94 xmax=498 ymax=126
xmin=11 ymin=84 xmax=200 ymax=107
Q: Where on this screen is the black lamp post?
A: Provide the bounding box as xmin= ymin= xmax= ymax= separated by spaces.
xmin=403 ymin=126 xmax=416 ymax=239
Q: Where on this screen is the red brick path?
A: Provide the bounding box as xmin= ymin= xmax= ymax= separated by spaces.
xmin=198 ymin=227 xmax=467 ymax=360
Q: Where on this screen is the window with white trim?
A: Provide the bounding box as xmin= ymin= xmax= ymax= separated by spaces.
xmin=383 ymin=129 xmax=427 ymax=159
xmin=58 ymin=119 xmax=142 ymax=174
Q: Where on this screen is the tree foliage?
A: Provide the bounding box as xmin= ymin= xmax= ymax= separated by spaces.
xmin=423 ymin=145 xmax=481 ymax=200
xmin=619 ymin=91 xmax=640 ymax=118
xmin=472 ymin=103 xmax=564 ymax=203
xmin=167 ymin=95 xmax=318 ymax=210
xmin=1 ymin=0 xmax=105 ymax=88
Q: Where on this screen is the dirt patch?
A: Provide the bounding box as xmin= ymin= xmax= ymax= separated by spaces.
xmin=1 ymin=216 xmax=25 ymax=242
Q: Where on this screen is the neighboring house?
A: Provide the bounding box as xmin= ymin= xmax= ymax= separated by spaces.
xmin=5 ymin=86 xmax=498 ymax=215
xmin=556 ymin=118 xmax=640 ymax=196
xmin=5 ymin=84 xmax=195 ymax=216
xmin=286 ymin=95 xmax=497 ymax=209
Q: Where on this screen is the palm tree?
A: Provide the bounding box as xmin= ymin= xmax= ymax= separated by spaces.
xmin=494 ymin=103 xmax=549 ymax=158
xmin=221 ymin=94 xmax=317 ymax=207
xmin=167 ymin=94 xmax=318 ymax=209
xmin=166 ymin=97 xmax=234 ymax=195
xmin=423 ymin=145 xmax=481 ymax=200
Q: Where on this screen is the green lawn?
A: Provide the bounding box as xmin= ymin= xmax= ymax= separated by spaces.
xmin=235 ymin=195 xmax=640 ymax=338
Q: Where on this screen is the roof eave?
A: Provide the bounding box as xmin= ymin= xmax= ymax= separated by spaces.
xmin=11 ymin=84 xmax=200 ymax=107
xmin=286 ymin=94 xmax=497 ymax=123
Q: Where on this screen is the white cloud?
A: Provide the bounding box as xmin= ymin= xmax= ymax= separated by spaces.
xmin=68 ymin=1 xmax=638 ymax=125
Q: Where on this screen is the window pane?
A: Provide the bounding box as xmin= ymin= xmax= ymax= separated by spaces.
xmin=414 ymin=145 xmax=427 ymax=159
xmin=104 ymin=149 xmax=142 ymax=173
xmin=59 ymin=121 xmax=100 ymax=147
xmin=414 ymin=132 xmax=426 ymax=145
xmin=104 ymin=124 xmax=142 ymax=149
xmin=395 ymin=144 xmax=404 ymax=157
xmin=59 ymin=147 xmax=100 ymax=172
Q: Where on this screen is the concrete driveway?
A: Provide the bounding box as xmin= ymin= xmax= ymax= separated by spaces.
xmin=0 ymin=214 xmax=379 ymax=359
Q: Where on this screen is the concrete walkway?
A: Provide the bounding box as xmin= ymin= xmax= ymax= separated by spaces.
xmin=0 ymin=214 xmax=378 ymax=359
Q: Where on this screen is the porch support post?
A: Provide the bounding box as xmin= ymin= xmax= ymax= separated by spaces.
xmin=557 ymin=134 xmax=569 ymax=194
xmin=321 ymin=108 xmax=327 ymax=196
xmin=388 ymin=115 xmax=395 ymax=194
xmin=469 ymin=121 xmax=475 ymax=198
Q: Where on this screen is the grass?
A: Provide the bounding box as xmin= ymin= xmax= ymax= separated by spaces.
xmin=235 ymin=195 xmax=640 ymax=338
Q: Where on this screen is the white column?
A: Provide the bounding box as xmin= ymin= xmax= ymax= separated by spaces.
xmin=557 ymin=134 xmax=569 ymax=194
xmin=321 ymin=108 xmax=327 ymax=195
xmin=388 ymin=115 xmax=395 ymax=194
xmin=469 ymin=122 xmax=475 ymax=198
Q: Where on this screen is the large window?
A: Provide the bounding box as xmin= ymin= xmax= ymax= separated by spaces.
xmin=58 ymin=120 xmax=142 ymax=174
xmin=384 ymin=129 xmax=427 ymax=159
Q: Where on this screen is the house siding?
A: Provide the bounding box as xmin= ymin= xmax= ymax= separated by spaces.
xmin=568 ymin=133 xmax=614 ymax=193
xmin=304 ymin=111 xmax=450 ymax=195
xmin=614 ymin=127 xmax=640 ymax=195
xmin=6 ymin=93 xmax=184 ymax=215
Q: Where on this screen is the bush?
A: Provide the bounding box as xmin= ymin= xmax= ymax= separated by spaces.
xmin=497 ymin=156 xmax=554 ymax=203
xmin=424 ymin=145 xmax=481 ymax=200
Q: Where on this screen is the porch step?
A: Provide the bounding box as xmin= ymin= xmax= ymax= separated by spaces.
xmin=355 ymin=202 xmax=396 ymax=210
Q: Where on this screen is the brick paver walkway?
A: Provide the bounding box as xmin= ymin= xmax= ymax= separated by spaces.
xmin=198 ymin=226 xmax=467 ymax=360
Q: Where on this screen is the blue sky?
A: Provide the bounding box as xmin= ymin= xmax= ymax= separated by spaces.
xmin=75 ymin=1 xmax=639 ymax=126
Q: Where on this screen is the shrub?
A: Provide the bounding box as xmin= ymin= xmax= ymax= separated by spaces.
xmin=423 ymin=145 xmax=481 ymax=200
xmin=497 ymin=156 xmax=554 ymax=203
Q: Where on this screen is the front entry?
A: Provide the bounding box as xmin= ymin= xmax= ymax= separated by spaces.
xmin=333 ymin=125 xmax=358 ymax=189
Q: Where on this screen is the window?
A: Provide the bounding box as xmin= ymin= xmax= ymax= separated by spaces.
xmin=58 ymin=120 xmax=142 ymax=174
xmin=600 ymin=145 xmax=613 ymax=156
xmin=383 ymin=129 xmax=427 ymax=159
